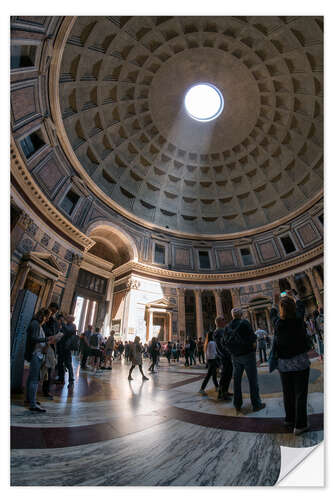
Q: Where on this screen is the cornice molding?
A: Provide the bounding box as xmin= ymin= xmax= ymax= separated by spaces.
xmin=48 ymin=16 xmax=323 ymax=242
xmin=10 ymin=139 xmax=95 ymax=253
xmin=112 ymin=244 xmax=323 ymax=284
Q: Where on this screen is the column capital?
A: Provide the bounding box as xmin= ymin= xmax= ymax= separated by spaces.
xmin=193 ymin=288 xmax=202 ymax=296
xmin=176 ymin=287 xmax=185 ymax=296
xmin=72 ymin=254 xmax=83 ymax=266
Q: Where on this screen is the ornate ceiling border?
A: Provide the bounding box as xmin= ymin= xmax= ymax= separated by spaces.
xmin=49 ymin=16 xmax=323 ymax=242
xmin=112 ymin=243 xmax=323 ymax=284
xmin=10 ymin=139 xmax=95 ymax=252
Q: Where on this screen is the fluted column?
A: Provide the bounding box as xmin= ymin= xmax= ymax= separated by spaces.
xmin=273 ymin=280 xmax=280 ymax=305
xmin=230 ymin=287 xmax=241 ymax=308
xmin=305 ymin=268 xmax=323 ymax=308
xmin=288 ymin=275 xmax=297 ymax=292
xmin=103 ymin=277 xmax=114 ymax=336
xmin=60 ymin=254 xmax=82 ymax=314
xmin=265 ymin=308 xmax=272 ymax=335
xmin=78 ymin=298 xmax=88 ymax=333
xmin=213 ymin=289 xmax=223 ymax=317
xmin=176 ymin=288 xmax=186 ymax=341
xmin=194 ymin=289 xmax=204 ymax=339
xmin=84 ymin=300 xmax=94 ymax=330
xmin=10 ymin=262 xmax=31 ymax=312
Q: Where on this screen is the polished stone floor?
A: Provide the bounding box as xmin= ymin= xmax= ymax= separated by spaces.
xmin=10 ymin=354 xmax=324 ymax=486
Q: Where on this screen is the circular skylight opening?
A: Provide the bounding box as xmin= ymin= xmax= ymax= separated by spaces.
xmin=184 ymin=83 xmax=224 ymax=122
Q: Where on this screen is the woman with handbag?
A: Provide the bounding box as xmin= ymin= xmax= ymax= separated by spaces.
xmin=270 ymin=295 xmax=311 ymax=435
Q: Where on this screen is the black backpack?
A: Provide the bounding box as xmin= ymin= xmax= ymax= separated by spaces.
xmin=223 ymin=321 xmax=253 ymax=355
xmin=65 ymin=334 xmax=79 ymax=351
xmin=90 ymin=333 xmax=99 ymax=348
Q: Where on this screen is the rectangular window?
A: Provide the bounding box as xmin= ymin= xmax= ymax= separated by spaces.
xmin=61 ymin=189 xmax=80 ymax=216
xmin=240 ymin=248 xmax=253 ymax=266
xmin=154 ymin=244 xmax=165 ymax=265
xmin=280 ymin=235 xmax=296 ymax=254
xmin=20 ymin=130 xmax=45 ymax=159
xmin=199 ymin=250 xmax=211 ymax=269
xmin=11 ymin=45 xmax=37 ymax=69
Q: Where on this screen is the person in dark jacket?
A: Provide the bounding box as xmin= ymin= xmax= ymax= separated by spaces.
xmin=214 ymin=316 xmax=233 ymax=401
xmin=270 ymin=295 xmax=310 ymax=435
xmin=189 ymin=338 xmax=197 ymax=366
xmin=25 ymin=308 xmax=58 ymax=412
xmin=42 ymin=302 xmax=59 ymax=399
xmin=223 ymin=308 xmax=265 ymax=412
xmin=57 ymin=315 xmax=76 ymax=387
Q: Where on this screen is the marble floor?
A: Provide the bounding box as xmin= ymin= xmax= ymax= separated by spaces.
xmin=10 ymin=354 xmax=324 ymax=486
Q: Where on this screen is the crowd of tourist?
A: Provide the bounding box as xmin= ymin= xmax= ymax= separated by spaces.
xmin=23 ymin=290 xmax=324 ymax=435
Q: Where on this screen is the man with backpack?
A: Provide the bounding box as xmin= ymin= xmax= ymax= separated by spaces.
xmin=57 ymin=315 xmax=77 ymax=387
xmin=214 ymin=316 xmax=233 ymax=401
xmin=223 ymin=308 xmax=265 ymax=413
xmin=89 ymin=326 xmax=103 ymax=373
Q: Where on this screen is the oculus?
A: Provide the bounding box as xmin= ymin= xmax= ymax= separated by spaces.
xmin=184 ymin=83 xmax=224 ymax=122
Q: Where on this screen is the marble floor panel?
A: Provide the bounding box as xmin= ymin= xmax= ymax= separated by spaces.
xmin=10 ymin=356 xmax=324 ymax=486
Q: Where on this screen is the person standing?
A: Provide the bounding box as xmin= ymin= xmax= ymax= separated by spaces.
xmin=57 ymin=315 xmax=76 ymax=387
xmin=148 ymin=337 xmax=158 ymax=373
xmin=128 ymin=336 xmax=149 ymax=381
xmin=214 ymin=317 xmax=233 ymax=401
xmin=80 ymin=324 xmax=93 ymax=369
xmin=270 ymin=296 xmax=311 ymax=434
xmin=42 ymin=302 xmax=60 ymax=399
xmin=89 ymin=326 xmax=103 ymax=373
xmin=165 ymin=341 xmax=172 ymax=365
xmin=198 ymin=331 xmax=219 ymax=394
xmin=197 ymin=337 xmax=205 ymax=364
xmin=223 ymin=309 xmax=265 ymax=413
xmin=189 ymin=337 xmax=197 ymax=366
xmin=255 ymin=328 xmax=268 ymax=364
xmin=25 ymin=309 xmax=59 ymax=412
xmin=104 ymin=331 xmax=115 ymax=369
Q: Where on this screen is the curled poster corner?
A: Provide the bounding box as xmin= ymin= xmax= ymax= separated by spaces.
xmin=277 ymin=442 xmax=324 ymax=486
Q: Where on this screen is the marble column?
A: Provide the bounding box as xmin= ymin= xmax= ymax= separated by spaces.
xmin=46 ymin=279 xmax=56 ymax=307
xmin=305 ymin=268 xmax=323 ymax=308
xmin=265 ymin=308 xmax=272 ymax=335
xmin=103 ymin=277 xmax=114 ymax=336
xmin=85 ymin=300 xmax=94 ymax=329
xmin=194 ymin=289 xmax=204 ymax=339
xmin=288 ymin=274 xmax=297 ymax=293
xmin=167 ymin=312 xmax=172 ymax=341
xmin=231 ymin=287 xmax=241 ymax=307
xmin=40 ymin=279 xmax=52 ymax=308
xmin=78 ymin=298 xmax=88 ymax=333
xmin=176 ymin=288 xmax=186 ymax=341
xmin=273 ymin=280 xmax=280 ymax=305
xmin=213 ymin=289 xmax=223 ymax=317
xmin=10 ymin=262 xmax=31 ymax=312
xmin=60 ymin=254 xmax=82 ymax=314
xmin=149 ymin=309 xmax=154 ymax=341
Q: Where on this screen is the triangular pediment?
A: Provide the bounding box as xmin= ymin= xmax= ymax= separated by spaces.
xmin=146 ymin=297 xmax=174 ymax=308
xmin=23 ymin=252 xmax=63 ymax=275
